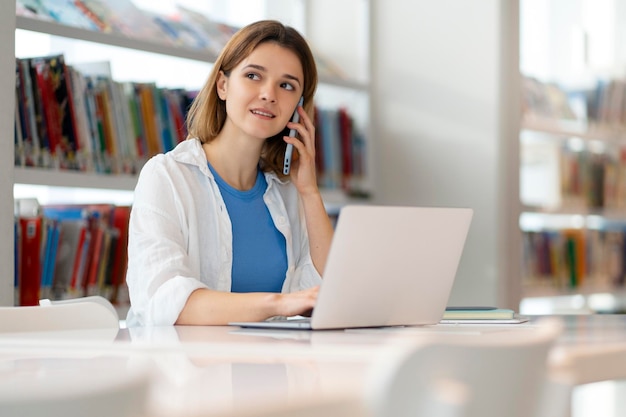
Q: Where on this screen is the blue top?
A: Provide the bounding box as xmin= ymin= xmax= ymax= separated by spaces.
xmin=208 ymin=162 xmax=288 ymax=293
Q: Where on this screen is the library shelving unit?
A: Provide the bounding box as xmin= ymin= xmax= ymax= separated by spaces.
xmin=519 ymin=115 xmax=626 ymax=313
xmin=3 ymin=2 xmax=373 ymax=307
xmin=518 ymin=0 xmax=626 ymax=314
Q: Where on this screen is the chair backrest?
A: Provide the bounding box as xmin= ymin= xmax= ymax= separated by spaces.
xmin=0 ymin=296 xmax=119 ymax=333
xmin=364 ymin=318 xmax=563 ymax=417
xmin=0 ymin=357 xmax=150 ymax=417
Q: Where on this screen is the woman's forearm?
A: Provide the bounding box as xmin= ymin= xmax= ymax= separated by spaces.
xmin=299 ymin=190 xmax=334 ymax=275
xmin=176 ymin=289 xmax=278 ymax=325
xmin=175 ymin=286 xmax=319 ymax=325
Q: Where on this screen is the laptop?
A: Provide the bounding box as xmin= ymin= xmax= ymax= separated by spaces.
xmin=229 ymin=205 xmax=473 ymax=330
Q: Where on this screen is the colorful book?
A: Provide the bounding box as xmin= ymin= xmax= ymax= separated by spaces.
xmin=338 ymin=107 xmax=353 ymax=189
xmin=43 ymin=205 xmax=89 ymax=299
xmin=14 ymin=82 xmax=25 ymax=166
xmin=18 ymin=215 xmax=43 ymax=306
xmin=14 ymin=218 xmax=20 ymax=306
xmin=53 ymin=219 xmax=88 ymax=299
xmin=76 ymin=0 xmax=169 ymax=42
xmin=176 ymin=5 xmax=238 ymax=56
xmin=33 ymin=56 xmax=63 ymax=160
xmin=40 ymin=218 xmax=61 ymax=300
xmin=313 ymin=107 xmax=324 ymax=178
xmin=93 ymin=227 xmax=114 ymax=297
xmin=123 ymin=82 xmax=147 ymax=169
xmin=17 ymin=58 xmax=41 ymax=166
xmin=51 ymin=54 xmax=80 ymax=168
xmin=69 ymin=224 xmax=90 ymax=296
xmin=23 ymin=0 xmax=100 ymax=30
xmin=65 ymin=65 xmax=93 ymax=170
xmin=26 ymin=57 xmax=52 ymax=167
xmin=109 ymin=206 xmax=130 ymax=289
xmin=136 ymin=83 xmax=161 ymax=156
xmin=152 ymin=14 xmax=211 ymax=50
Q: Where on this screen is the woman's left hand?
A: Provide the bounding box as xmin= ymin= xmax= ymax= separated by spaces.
xmin=284 ymin=106 xmax=319 ymax=196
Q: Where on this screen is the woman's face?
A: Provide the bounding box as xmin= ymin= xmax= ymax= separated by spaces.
xmin=217 ymin=42 xmax=304 ymax=141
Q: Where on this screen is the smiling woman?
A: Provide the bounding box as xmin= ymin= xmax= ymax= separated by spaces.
xmin=186 ymin=20 xmax=318 ymax=175
xmin=213 ymin=42 xmax=305 ymax=157
xmin=125 ymin=20 xmax=334 ymax=327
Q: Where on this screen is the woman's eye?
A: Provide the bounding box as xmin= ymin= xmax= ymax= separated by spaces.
xmin=281 ymin=82 xmax=295 ymax=91
xmin=246 ymin=73 xmax=260 ymax=80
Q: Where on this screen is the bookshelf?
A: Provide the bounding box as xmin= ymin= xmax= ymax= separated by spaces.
xmin=0 ymin=3 xmax=16 ymax=307
xmin=519 ymin=0 xmax=626 ymax=313
xmin=14 ymin=167 xmax=138 ymax=191
xmin=519 ymin=118 xmax=626 ymax=313
xmin=3 ymin=1 xmax=372 ymax=306
xmin=15 ymin=15 xmax=220 ymax=62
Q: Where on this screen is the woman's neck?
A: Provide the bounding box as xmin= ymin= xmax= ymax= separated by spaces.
xmin=202 ymin=136 xmax=262 ymax=191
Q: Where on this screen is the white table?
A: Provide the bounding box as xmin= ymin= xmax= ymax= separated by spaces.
xmin=1 ymin=315 xmax=625 ymax=416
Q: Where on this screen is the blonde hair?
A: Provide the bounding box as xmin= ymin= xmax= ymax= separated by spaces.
xmin=185 ymin=20 xmax=318 ymax=175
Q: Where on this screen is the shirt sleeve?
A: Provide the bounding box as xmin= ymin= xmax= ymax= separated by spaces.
xmin=125 ymin=157 xmax=207 ymax=326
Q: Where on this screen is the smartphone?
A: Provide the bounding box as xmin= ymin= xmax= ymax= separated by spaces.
xmin=282 ymin=96 xmax=304 ymax=175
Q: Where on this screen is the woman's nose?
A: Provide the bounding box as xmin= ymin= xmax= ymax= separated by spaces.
xmin=260 ymin=85 xmax=277 ymax=102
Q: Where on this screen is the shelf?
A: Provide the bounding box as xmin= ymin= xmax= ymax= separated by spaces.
xmin=16 ymin=15 xmax=365 ymax=92
xmin=14 ymin=167 xmax=368 ymax=211
xmin=317 ymin=74 xmax=368 ymax=91
xmin=14 ymin=167 xmax=138 ymax=191
xmin=522 ymin=115 xmax=626 ymax=144
xmin=520 ymin=288 xmax=626 ymax=314
xmin=521 ymin=285 xmax=626 ymax=314
xmin=521 ymin=206 xmax=626 ymax=218
xmin=16 ymin=15 xmax=218 ymax=62
xmin=522 ymin=284 xmax=626 ymax=299
xmin=520 ymin=211 xmax=626 ymax=233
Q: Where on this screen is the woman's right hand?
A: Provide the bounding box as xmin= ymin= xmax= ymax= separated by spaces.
xmin=277 ymin=286 xmax=319 ymax=317
xmin=176 ymin=286 xmax=320 ymax=326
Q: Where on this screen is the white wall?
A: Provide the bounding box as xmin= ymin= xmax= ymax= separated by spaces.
xmin=0 ymin=2 xmax=15 ymax=306
xmin=305 ymin=0 xmax=369 ymax=83
xmin=370 ymin=0 xmax=521 ymax=307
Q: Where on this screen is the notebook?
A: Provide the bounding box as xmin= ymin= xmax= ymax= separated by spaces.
xmin=229 ymin=205 xmax=473 ymax=330
xmin=440 ymin=307 xmax=530 ymax=324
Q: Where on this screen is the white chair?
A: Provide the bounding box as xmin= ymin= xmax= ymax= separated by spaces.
xmin=0 ymin=296 xmax=150 ymax=417
xmin=0 ymin=295 xmax=120 ymax=333
xmin=188 ymin=319 xmax=569 ymax=417
xmin=0 ymin=357 xmax=151 ymax=417
xmin=364 ymin=318 xmax=567 ymax=417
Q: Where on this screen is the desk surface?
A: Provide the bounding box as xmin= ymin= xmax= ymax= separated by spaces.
xmin=1 ymin=315 xmax=625 ymax=416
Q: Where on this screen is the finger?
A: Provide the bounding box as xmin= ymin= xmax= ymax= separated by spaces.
xmin=296 ymin=107 xmax=316 ymax=148
xmin=284 ymin=134 xmax=308 ymax=159
xmin=285 ymin=127 xmax=315 ymax=160
xmin=286 ymin=120 xmax=310 ymax=146
xmin=298 ymin=106 xmax=314 ymax=130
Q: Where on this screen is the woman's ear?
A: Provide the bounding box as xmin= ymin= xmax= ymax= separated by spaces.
xmin=216 ymin=70 xmax=228 ymax=101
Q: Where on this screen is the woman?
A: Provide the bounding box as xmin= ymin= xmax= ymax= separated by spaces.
xmin=125 ymin=20 xmax=334 ymax=326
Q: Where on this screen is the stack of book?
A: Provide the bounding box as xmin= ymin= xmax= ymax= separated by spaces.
xmin=15 ymin=52 xmax=368 ymax=194
xmin=14 ymin=199 xmax=131 ymax=307
xmin=522 ymin=228 xmax=626 ymax=290
xmin=15 ymin=53 xmax=195 ymax=174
